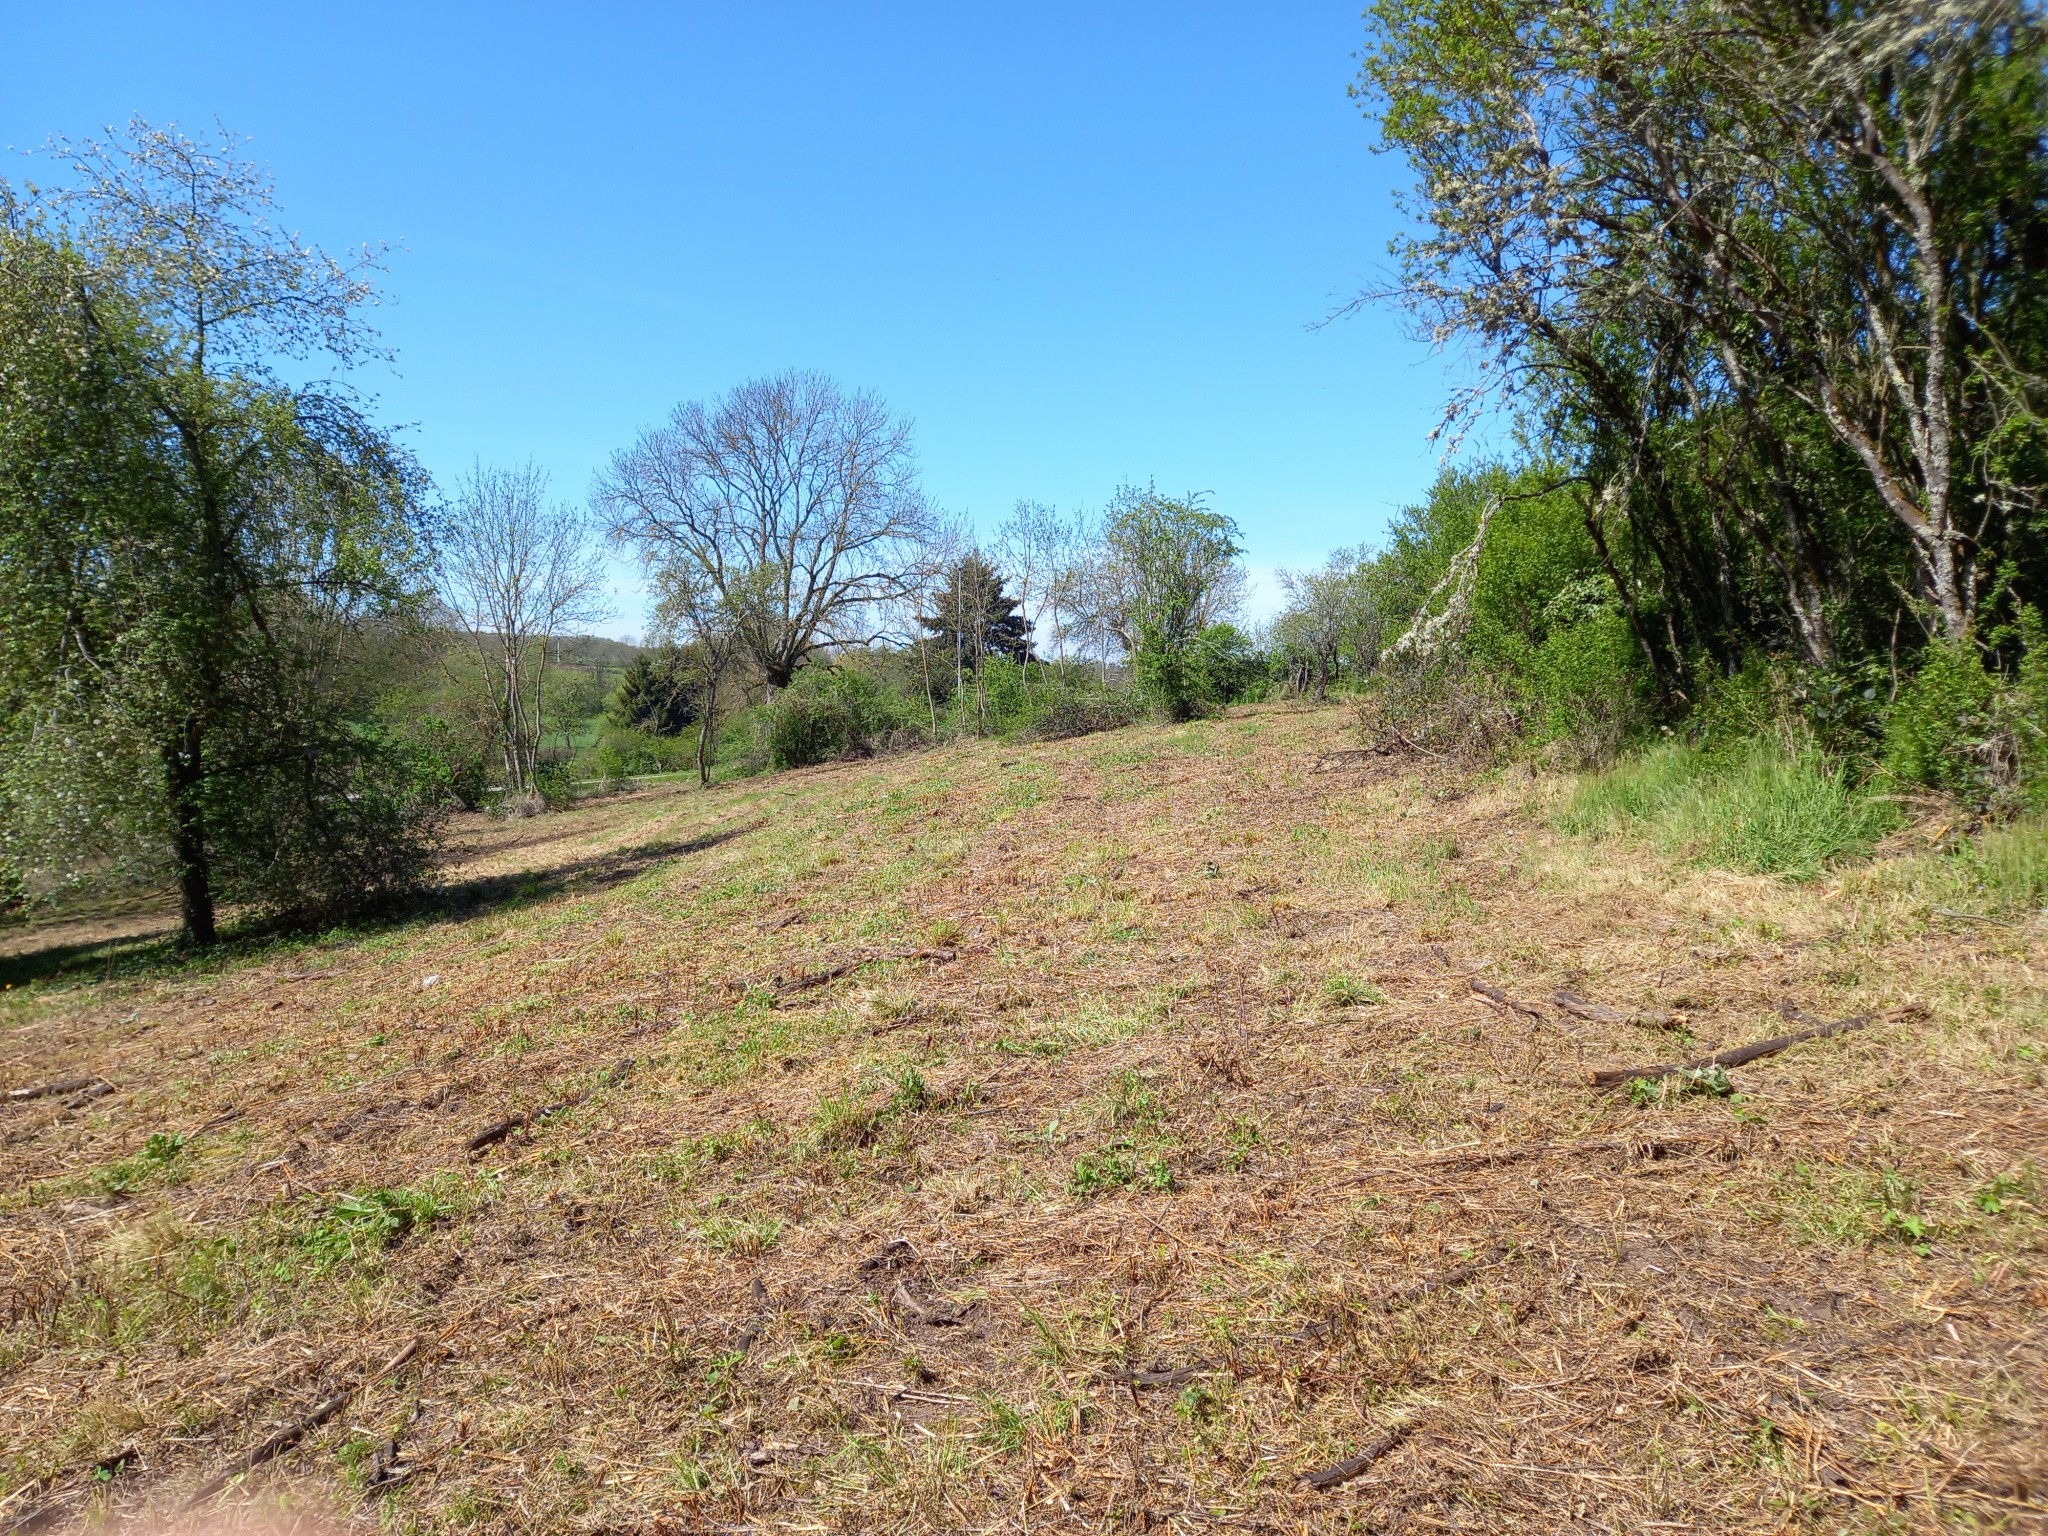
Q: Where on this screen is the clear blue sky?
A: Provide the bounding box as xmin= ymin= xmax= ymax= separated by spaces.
xmin=5 ymin=3 xmax=1455 ymax=636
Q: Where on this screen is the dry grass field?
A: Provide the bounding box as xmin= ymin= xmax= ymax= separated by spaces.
xmin=1 ymin=702 xmax=2043 ymax=1534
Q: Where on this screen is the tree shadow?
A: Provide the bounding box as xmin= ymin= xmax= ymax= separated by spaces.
xmin=0 ymin=819 xmax=765 ymax=991
xmin=431 ymin=819 xmax=764 ymax=919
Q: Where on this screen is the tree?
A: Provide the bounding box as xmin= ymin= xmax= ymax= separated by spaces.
xmin=1090 ymin=484 xmax=1247 ymax=717
xmin=1355 ymin=0 xmax=2048 ymax=657
xmin=647 ymin=564 xmax=743 ymax=787
xmin=996 ymin=499 xmax=1080 ymax=675
xmin=435 ymin=462 xmax=609 ymax=798
xmin=607 ymin=648 xmax=699 ymax=736
xmin=1276 ymin=549 xmax=1382 ymax=697
xmin=596 ymin=370 xmax=935 ymax=690
xmin=921 ymin=552 xmax=1032 ymax=669
xmin=0 ymin=121 xmax=437 ymax=944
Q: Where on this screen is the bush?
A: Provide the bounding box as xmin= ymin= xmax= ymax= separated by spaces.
xmin=1882 ymin=626 xmax=2048 ymax=812
xmin=400 ymin=718 xmax=491 ymax=810
xmin=580 ymin=725 xmax=697 ymax=786
xmin=1022 ymin=686 xmax=1145 ymax=742
xmin=532 ymin=760 xmax=576 ymax=811
xmin=1560 ymin=742 xmax=1898 ymax=878
xmin=766 ymin=666 xmax=919 ymax=770
xmin=1357 ymin=654 xmax=1524 ymax=760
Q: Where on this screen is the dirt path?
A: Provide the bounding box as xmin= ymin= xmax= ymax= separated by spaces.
xmin=1 ymin=704 xmax=2042 ymax=1532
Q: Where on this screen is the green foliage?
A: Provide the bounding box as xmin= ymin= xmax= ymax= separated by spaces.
xmin=522 ymin=760 xmax=572 ymax=811
xmin=1625 ymin=1066 xmax=1734 ymax=1106
xmin=1069 ymin=1140 xmax=1173 ymax=1196
xmin=1101 ymin=486 xmax=1245 ymax=721
xmin=0 ymin=128 xmax=440 ymax=940
xmin=1561 ymin=743 xmax=1898 ymax=879
xmin=91 ymin=1131 xmax=188 ymax=1197
xmin=767 ymin=666 xmax=916 ymax=770
xmin=300 ymin=1185 xmax=447 ymax=1272
xmin=1883 ymin=621 xmax=2048 ymax=812
xmin=1322 ymin=974 xmax=1386 ymax=1008
xmin=921 ymin=551 xmax=1032 ymax=666
xmin=607 ymin=649 xmax=700 ymax=736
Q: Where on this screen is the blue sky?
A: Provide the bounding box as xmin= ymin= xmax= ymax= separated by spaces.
xmin=5 ymin=3 xmax=1455 ymax=636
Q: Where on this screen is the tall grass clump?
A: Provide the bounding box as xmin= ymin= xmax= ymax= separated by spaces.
xmin=1560 ymin=743 xmax=1898 ymax=879
xmin=1858 ymin=814 xmax=2048 ymax=918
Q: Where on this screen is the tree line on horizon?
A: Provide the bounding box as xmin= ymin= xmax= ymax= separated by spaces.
xmin=3 ymin=0 xmax=2044 ymax=944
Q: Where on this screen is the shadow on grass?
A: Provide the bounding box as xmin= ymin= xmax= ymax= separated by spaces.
xmin=0 ymin=818 xmax=764 ymax=993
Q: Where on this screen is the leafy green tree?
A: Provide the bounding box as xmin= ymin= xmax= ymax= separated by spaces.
xmin=1356 ymin=0 xmax=2048 ymax=664
xmin=1092 ymin=485 xmax=1246 ymax=719
xmin=0 ymin=121 xmax=436 ymax=942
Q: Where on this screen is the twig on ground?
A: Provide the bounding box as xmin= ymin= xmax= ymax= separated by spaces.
xmin=180 ymin=1337 xmax=424 ymax=1510
xmin=769 ymin=948 xmax=958 ymax=994
xmin=1589 ymin=1013 xmax=1875 ymax=1090
xmin=5 ymin=1077 xmax=97 ymax=1103
xmin=1470 ymin=977 xmax=1543 ymax=1020
xmin=1107 ymin=1361 xmax=1219 ymax=1387
xmin=465 ymin=1059 xmax=632 ymax=1156
xmin=1299 ymin=1423 xmax=1415 ymax=1491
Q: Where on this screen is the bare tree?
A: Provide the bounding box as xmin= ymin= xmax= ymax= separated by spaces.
xmin=437 ymin=463 xmax=609 ymax=796
xmin=595 ymin=370 xmax=934 ymax=689
xmin=996 ymin=500 xmax=1064 ymax=680
xmin=1276 ymin=547 xmax=1383 ymax=698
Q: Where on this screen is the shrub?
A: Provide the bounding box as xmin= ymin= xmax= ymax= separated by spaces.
xmin=767 ymin=666 xmax=919 ymax=769
xmin=533 ymin=760 xmax=577 ymax=811
xmin=206 ymin=731 xmax=446 ymax=927
xmin=1021 ymin=686 xmax=1144 ymax=742
xmin=1882 ymin=624 xmax=2048 ymax=812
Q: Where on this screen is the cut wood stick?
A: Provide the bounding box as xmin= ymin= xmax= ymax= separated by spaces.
xmin=464 ymin=1116 xmax=522 ymax=1154
xmin=1470 ymin=977 xmax=1543 ymax=1020
xmin=1299 ymin=1422 xmax=1415 ymax=1490
xmin=463 ymin=1061 xmax=629 ymax=1156
xmin=6 ymin=1077 xmax=96 ymax=1103
xmin=180 ymin=1337 xmax=422 ymax=1509
xmin=1588 ymin=1014 xmax=1874 ymax=1090
xmin=1553 ymin=990 xmax=1682 ymax=1030
xmin=1382 ymin=1245 xmax=1510 ymax=1309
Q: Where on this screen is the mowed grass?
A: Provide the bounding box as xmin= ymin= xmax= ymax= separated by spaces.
xmin=0 ymin=705 xmax=2043 ymax=1534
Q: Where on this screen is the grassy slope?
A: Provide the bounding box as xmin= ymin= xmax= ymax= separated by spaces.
xmin=1 ymin=704 xmax=2043 ymax=1533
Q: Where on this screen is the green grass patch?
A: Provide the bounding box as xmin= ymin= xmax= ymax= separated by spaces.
xmin=1561 ymin=743 xmax=1897 ymax=878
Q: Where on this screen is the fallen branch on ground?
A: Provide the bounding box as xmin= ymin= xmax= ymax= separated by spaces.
xmin=5 ymin=1077 xmax=97 ymax=1103
xmin=180 ymin=1337 xmax=423 ymax=1509
xmin=465 ymin=1059 xmax=634 ymax=1156
xmin=1588 ymin=1014 xmax=1874 ymax=1090
xmin=1553 ymin=990 xmax=1684 ymax=1031
xmin=1382 ymin=1245 xmax=1511 ymax=1309
xmin=1299 ymin=1423 xmax=1415 ymax=1491
xmin=1470 ymin=977 xmax=1543 ymax=1020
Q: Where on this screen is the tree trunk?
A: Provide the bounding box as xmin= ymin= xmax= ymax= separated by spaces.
xmin=695 ymin=670 xmax=718 ymax=788
xmin=163 ymin=724 xmax=217 ymax=947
